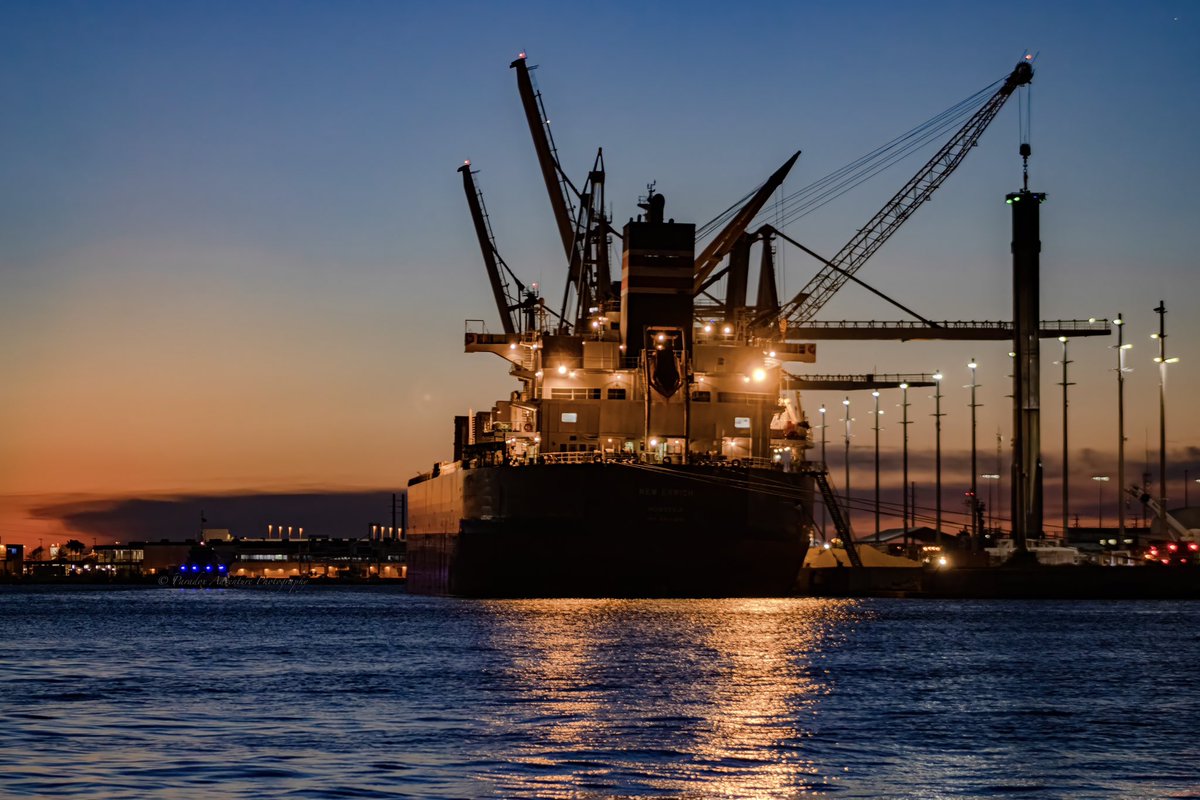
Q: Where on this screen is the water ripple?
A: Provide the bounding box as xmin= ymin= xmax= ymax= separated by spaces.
xmin=1 ymin=588 xmax=1197 ymax=798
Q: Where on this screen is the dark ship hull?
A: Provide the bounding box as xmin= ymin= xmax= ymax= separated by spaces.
xmin=406 ymin=461 xmax=811 ymax=598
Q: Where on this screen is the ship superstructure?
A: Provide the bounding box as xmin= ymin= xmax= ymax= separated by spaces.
xmin=459 ymin=185 xmax=815 ymax=469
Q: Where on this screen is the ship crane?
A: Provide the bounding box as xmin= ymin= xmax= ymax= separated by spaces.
xmin=740 ymin=58 xmax=1034 ymax=336
xmin=458 ymin=161 xmax=538 ymax=335
xmin=691 ymin=151 xmax=801 ymax=297
xmin=511 ymin=53 xmax=614 ymax=333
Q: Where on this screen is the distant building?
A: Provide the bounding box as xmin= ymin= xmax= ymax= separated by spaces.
xmin=94 ymin=536 xmax=405 ymax=580
xmin=2 ymin=542 xmax=23 ymax=578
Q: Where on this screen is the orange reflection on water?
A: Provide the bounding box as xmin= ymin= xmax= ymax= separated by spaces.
xmin=479 ymin=598 xmax=863 ymax=798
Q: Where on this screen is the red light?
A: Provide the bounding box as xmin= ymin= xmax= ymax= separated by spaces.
xmin=1190 ymin=543 xmax=1199 ymax=552
xmin=1168 ymin=543 xmax=1178 ymax=552
xmin=1162 ymin=559 xmax=1171 ymax=565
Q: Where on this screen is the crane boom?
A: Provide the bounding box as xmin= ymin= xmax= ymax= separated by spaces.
xmin=511 ymin=53 xmax=578 ymax=268
xmin=773 ymin=60 xmax=1033 ymax=327
xmin=693 ymin=151 xmax=800 ymax=294
xmin=459 ymin=162 xmax=519 ymax=335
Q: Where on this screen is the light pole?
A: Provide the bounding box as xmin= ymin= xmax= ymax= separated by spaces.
xmin=981 ymin=474 xmax=1001 ymax=538
xmin=819 ymin=404 xmax=827 ymax=538
xmin=843 ymin=396 xmax=852 ymax=537
xmin=932 ymin=371 xmax=944 ymax=547
xmin=1153 ymin=301 xmax=1179 ymax=535
xmin=873 ymin=390 xmax=881 ymax=543
xmin=900 ymin=383 xmax=911 ymax=541
xmin=1114 ymin=314 xmax=1131 ymax=548
xmin=1057 ymin=336 xmax=1073 ymax=539
xmin=967 ymin=359 xmax=980 ymax=547
xmin=1092 ymin=475 xmax=1110 ymax=532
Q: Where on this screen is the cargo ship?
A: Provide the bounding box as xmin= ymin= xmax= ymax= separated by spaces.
xmin=405 ymin=180 xmax=819 ymax=596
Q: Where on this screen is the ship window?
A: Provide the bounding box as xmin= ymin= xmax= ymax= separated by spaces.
xmin=734 ymin=417 xmax=751 ymax=429
xmin=717 ymin=357 xmax=726 ymax=366
xmin=551 ymin=388 xmax=600 ymax=400
xmin=690 ymin=391 xmax=711 ymax=402
xmin=561 ymin=412 xmax=578 ymax=423
xmin=607 ymin=388 xmax=627 ymax=400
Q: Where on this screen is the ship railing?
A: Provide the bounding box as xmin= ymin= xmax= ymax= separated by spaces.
xmin=529 ymin=453 xmax=830 ymax=470
xmin=539 ymin=451 xmax=609 ymax=465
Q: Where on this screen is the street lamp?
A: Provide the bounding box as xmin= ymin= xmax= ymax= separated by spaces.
xmin=967 ymin=359 xmax=980 ymax=548
xmin=932 ymin=372 xmax=944 ymax=547
xmin=1153 ymin=301 xmax=1180 ymax=534
xmin=1114 ymin=314 xmax=1132 ymax=548
xmin=899 ymin=383 xmax=911 ymax=540
xmin=819 ymin=404 xmax=827 ymax=538
xmin=1092 ymin=475 xmax=1110 ymax=531
xmin=1057 ymin=336 xmax=1073 ymax=539
xmin=842 ymin=396 xmax=852 ymax=536
xmin=873 ymin=390 xmax=882 ymax=543
xmin=980 ymin=474 xmax=1001 ymax=538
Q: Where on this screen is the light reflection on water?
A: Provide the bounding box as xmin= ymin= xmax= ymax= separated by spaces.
xmin=1 ymin=588 xmax=1197 ymax=799
xmin=482 ymin=599 xmax=856 ymax=797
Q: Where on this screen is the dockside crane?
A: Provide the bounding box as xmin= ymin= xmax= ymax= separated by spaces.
xmin=749 ymin=58 xmax=1034 ymax=335
xmin=458 ymin=161 xmax=537 ymax=335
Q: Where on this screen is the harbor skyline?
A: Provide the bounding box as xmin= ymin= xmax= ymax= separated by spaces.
xmin=2 ymin=1 xmax=1198 ymax=546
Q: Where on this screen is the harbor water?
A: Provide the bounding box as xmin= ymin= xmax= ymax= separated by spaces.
xmin=1 ymin=586 xmax=1197 ymax=798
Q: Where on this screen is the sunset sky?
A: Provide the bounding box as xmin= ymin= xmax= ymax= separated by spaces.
xmin=2 ymin=1 xmax=1197 ymax=546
